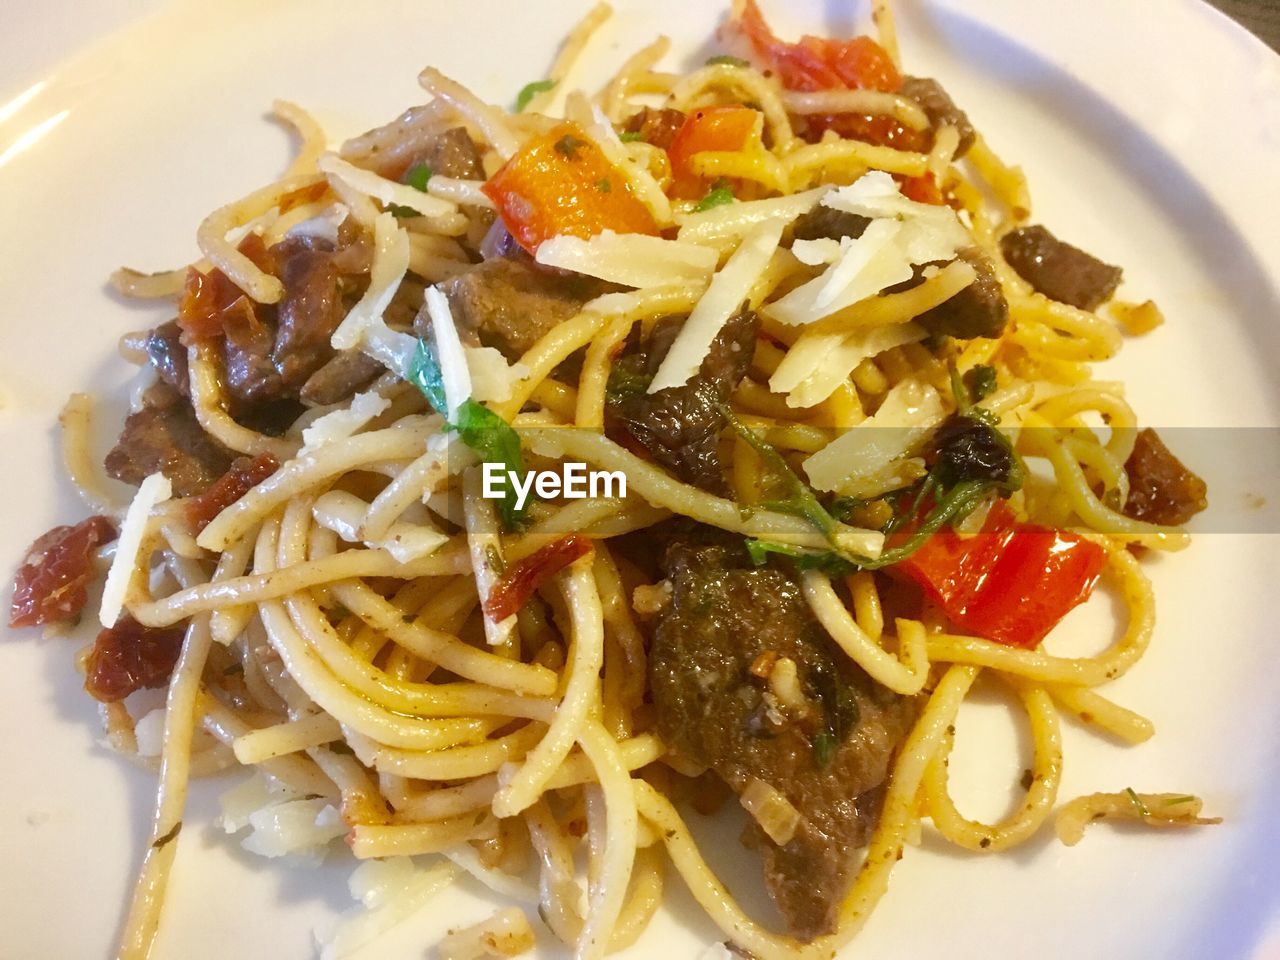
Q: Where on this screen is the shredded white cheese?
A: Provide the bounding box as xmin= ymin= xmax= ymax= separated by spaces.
xmin=803 ymin=378 xmax=945 ymax=493
xmin=317 ymin=152 xmax=456 ymax=219
xmin=240 ymin=797 xmax=346 ymax=860
xmin=676 ymin=186 xmax=831 ymax=245
xmin=648 ymin=219 xmax=784 ymax=393
xmin=465 ymin=345 xmax=529 ymax=406
xmin=314 ymin=860 xmax=456 ymax=960
xmin=99 ymin=471 xmax=171 ymax=628
xmin=770 ymin=322 xmax=926 ymax=408
xmin=535 ymin=230 xmax=718 ymax=289
xmin=765 ymin=171 xmax=972 ymax=328
xmin=790 ymin=237 xmax=842 ymax=266
xmin=764 ymin=220 xmax=912 ymax=326
xmin=285 ymin=202 xmax=350 ymax=245
xmin=330 ymin=212 xmax=410 ymax=350
xmin=301 ymin=390 xmax=391 ymax=451
xmin=425 ymin=285 xmax=472 ymax=420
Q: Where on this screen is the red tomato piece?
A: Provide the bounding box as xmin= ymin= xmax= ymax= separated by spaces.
xmin=893 ymin=502 xmax=1107 ymax=648
xmin=484 ymin=534 xmax=593 ymax=622
xmin=9 ymin=516 xmax=117 ymax=628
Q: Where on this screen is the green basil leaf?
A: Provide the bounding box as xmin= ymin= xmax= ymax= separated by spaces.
xmin=515 ymin=79 xmax=555 ymax=112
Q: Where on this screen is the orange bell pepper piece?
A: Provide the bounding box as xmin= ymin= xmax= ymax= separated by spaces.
xmin=482 ymin=122 xmax=658 ymax=253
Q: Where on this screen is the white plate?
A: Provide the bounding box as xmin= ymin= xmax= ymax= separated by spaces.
xmin=1 ymin=1 xmax=1278 ymax=958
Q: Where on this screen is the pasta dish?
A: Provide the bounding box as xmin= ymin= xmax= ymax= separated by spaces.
xmin=8 ymin=2 xmax=1219 ymax=957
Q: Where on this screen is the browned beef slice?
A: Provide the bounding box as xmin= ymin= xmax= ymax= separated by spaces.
xmin=1123 ymin=428 xmax=1207 ymax=525
xmin=1000 ymin=224 xmax=1123 ymax=310
xmin=270 ymin=238 xmax=347 ymax=387
xmin=898 ymin=76 xmax=975 ymax=156
xmin=622 ymin=107 xmax=687 ymax=150
xmin=300 ymin=349 xmax=383 ymax=406
xmin=104 ymin=383 xmax=234 ymax=497
xmin=221 ymin=237 xmax=350 ymax=405
xmin=429 ymin=258 xmax=604 ymax=360
xmin=790 ymin=205 xmax=870 ymax=243
xmin=143 ymin=321 xmax=189 ymax=395
xmin=650 ymin=540 xmax=915 ymax=940
xmin=605 ymin=308 xmax=757 ymax=495
xmin=402 ymin=126 xmax=485 ymax=181
xmin=915 ymin=249 xmax=1008 ymax=339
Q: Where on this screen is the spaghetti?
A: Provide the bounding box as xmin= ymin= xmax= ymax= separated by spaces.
xmin=8 ymin=2 xmax=1218 ymax=958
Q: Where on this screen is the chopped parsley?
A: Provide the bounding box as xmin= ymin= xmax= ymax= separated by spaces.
xmin=554 ymin=134 xmax=586 ymax=159
xmin=693 ymin=186 xmax=736 ymax=212
xmin=387 ymin=203 xmax=420 ymax=219
xmin=1125 ymin=787 xmax=1151 ymax=819
xmin=404 ymin=163 xmax=433 ymax=192
xmin=515 ymin=79 xmax=555 ymax=112
xmin=618 ymin=130 xmax=644 ymax=143
xmin=596 ymin=177 xmax=612 ymax=193
xmin=408 ymin=338 xmax=529 ymax=529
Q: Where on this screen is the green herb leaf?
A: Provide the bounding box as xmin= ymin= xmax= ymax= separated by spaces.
xmin=408 ymin=339 xmax=528 ymax=529
xmin=812 ymin=731 xmax=837 ymax=766
xmin=408 ymin=338 xmax=448 ymax=412
xmin=387 ymin=203 xmax=420 ymax=219
xmin=964 ymin=364 xmax=998 ymax=403
xmin=706 ymin=54 xmax=750 ymax=68
xmin=719 ymin=403 xmax=838 ymax=540
xmin=596 ymin=177 xmax=612 ymax=193
xmin=404 ymin=163 xmax=433 ymax=192
xmin=1125 ymin=787 xmax=1151 ymax=819
xmin=617 ymin=130 xmax=644 ymax=143
xmin=515 ymin=79 xmax=555 ymax=112
xmin=455 ymin=400 xmax=528 ymax=529
xmin=554 ymin=134 xmax=585 ymax=159
xmin=745 ymin=539 xmax=854 ymax=574
xmin=693 ymin=186 xmax=736 ymax=212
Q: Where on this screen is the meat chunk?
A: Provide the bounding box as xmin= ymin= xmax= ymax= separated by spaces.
xmin=898 ymin=76 xmax=975 ymax=156
xmin=84 ymin=616 xmax=185 ymax=702
xmin=650 ymin=539 xmax=915 ymax=940
xmin=299 ymin=349 xmax=383 ymax=406
xmin=429 ymin=258 xmax=605 ymax=360
xmin=790 ymin=205 xmax=870 ymax=243
xmin=401 ymin=126 xmax=486 ymax=181
xmin=606 ymin=308 xmax=758 ymax=495
xmin=143 ymin=321 xmax=190 ymax=395
xmin=1000 ymin=225 xmax=1123 ymax=311
xmin=105 ymin=383 xmax=235 ymax=497
xmin=221 ymin=237 xmax=350 ymax=404
xmin=270 ymin=238 xmax=347 ymax=387
xmin=915 ymin=249 xmax=1008 ymax=339
xmin=1122 ymin=428 xmax=1207 ymax=525
xmin=622 ymin=107 xmax=687 ymax=150
xmin=9 ymin=516 xmax=116 ymax=628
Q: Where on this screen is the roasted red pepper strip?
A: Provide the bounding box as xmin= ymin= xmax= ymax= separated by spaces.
xmin=901 ymin=172 xmax=944 ymax=205
xmin=9 ymin=516 xmax=117 ymax=628
xmin=185 ymin=453 xmax=280 ymax=533
xmin=667 ymin=105 xmax=759 ymax=199
xmin=482 ymin=122 xmax=658 ymax=254
xmin=893 ymin=502 xmax=1107 ymax=648
xmin=84 ymin=616 xmax=185 ymax=702
xmin=484 ymin=534 xmax=593 ymax=622
xmin=728 ymin=0 xmax=901 ymax=92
